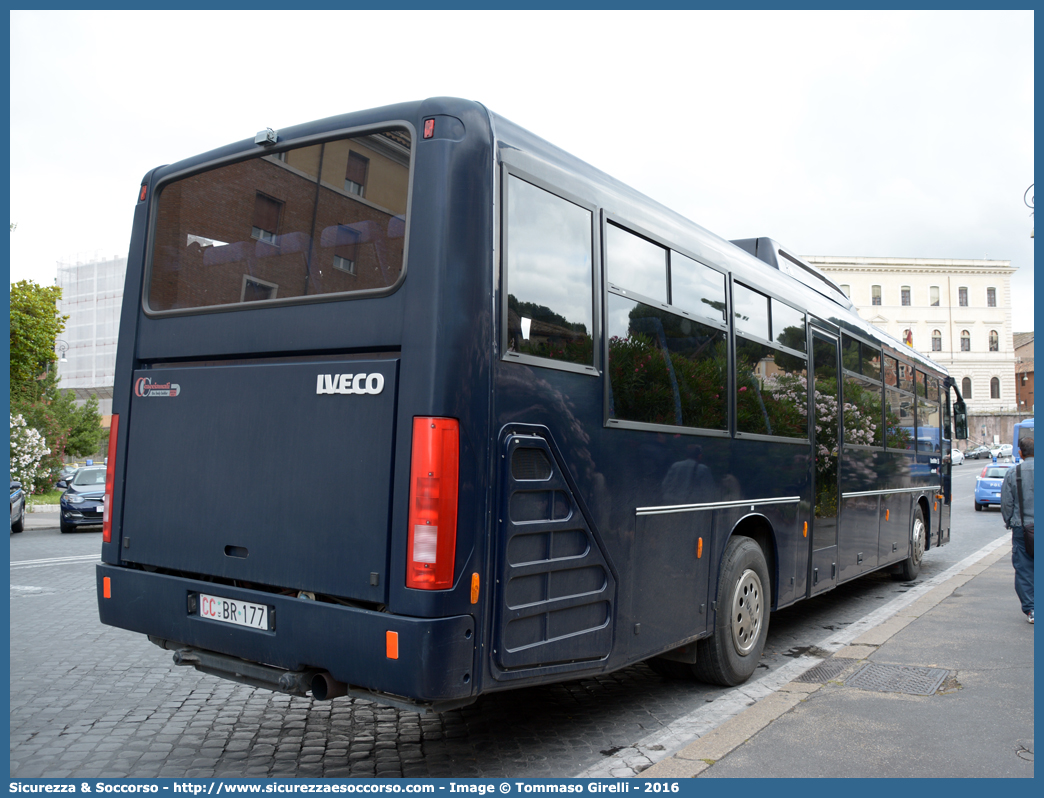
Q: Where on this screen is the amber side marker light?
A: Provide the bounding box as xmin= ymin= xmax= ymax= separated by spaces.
xmin=102 ymin=414 xmax=119 ymax=543
xmin=470 ymin=573 xmax=480 ymax=604
xmin=697 ymin=537 xmax=703 ymax=558
xmin=803 ymin=522 xmax=808 ymax=538
xmin=386 ymin=631 xmax=399 ymax=660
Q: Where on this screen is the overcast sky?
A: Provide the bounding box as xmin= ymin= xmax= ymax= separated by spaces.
xmin=8 ymin=10 xmax=1035 ymax=330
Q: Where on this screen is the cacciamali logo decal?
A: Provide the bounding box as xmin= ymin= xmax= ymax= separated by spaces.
xmin=316 ymin=373 xmax=385 ymax=396
xmin=135 ymin=377 xmax=181 ymax=398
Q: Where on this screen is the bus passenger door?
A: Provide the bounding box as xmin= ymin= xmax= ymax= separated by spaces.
xmin=810 ymin=332 xmax=840 ymax=595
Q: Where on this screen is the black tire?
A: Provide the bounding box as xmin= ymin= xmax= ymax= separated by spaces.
xmin=974 ymin=501 xmax=982 ymax=512
xmin=59 ymin=516 xmax=74 ymax=534
xmin=11 ymin=504 xmax=24 ymax=533
xmin=893 ymin=506 xmax=925 ymax=581
xmin=694 ymin=536 xmax=770 ymax=687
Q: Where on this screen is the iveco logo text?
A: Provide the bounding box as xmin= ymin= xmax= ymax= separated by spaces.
xmin=316 ymin=373 xmax=385 ymax=395
xmin=135 ymin=377 xmax=181 ymax=398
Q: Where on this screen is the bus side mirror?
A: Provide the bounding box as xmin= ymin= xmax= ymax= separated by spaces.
xmin=953 ymin=397 xmax=968 ymax=440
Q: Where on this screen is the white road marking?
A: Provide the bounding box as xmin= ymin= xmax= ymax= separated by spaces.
xmin=10 ymin=554 xmax=100 ymax=569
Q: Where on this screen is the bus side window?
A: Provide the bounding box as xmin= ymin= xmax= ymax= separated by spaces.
xmin=605 ymin=223 xmax=667 ymax=302
xmin=670 ymin=251 xmax=726 ymax=324
xmin=504 ymin=175 xmax=594 ymax=367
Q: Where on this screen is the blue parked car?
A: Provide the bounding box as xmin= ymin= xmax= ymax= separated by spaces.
xmin=59 ymin=465 xmax=107 ymax=533
xmin=974 ymin=463 xmax=1013 ymax=511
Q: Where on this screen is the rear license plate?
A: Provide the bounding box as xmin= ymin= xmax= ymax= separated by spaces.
xmin=199 ymin=593 xmax=269 ymax=630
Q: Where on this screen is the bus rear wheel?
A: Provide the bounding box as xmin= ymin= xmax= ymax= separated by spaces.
xmin=893 ymin=507 xmax=925 ymax=581
xmin=695 ymin=536 xmax=770 ymax=687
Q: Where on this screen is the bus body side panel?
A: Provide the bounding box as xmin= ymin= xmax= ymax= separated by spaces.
xmin=487 ymin=359 xmax=812 ymax=681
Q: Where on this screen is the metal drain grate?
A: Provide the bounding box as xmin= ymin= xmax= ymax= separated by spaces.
xmin=844 ymin=663 xmax=950 ymax=696
xmin=795 ymin=658 xmax=858 ymax=683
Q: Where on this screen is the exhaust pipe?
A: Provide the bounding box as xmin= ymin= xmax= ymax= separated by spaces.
xmin=310 ymin=671 xmax=348 ymax=700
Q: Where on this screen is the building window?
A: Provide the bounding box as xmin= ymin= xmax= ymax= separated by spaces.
xmin=962 ymin=377 xmax=972 ymax=399
xmin=871 ymin=285 xmax=882 ymax=305
xmin=251 ymin=193 xmax=282 ymax=243
xmin=991 ymin=377 xmax=1000 ymax=399
xmin=987 ymin=287 xmax=997 ymax=307
xmin=344 ymin=151 xmax=369 ymax=197
xmin=959 ymin=286 xmax=968 ymax=307
xmin=331 ymin=225 xmax=361 ymax=276
xmin=961 ymin=330 xmax=971 ymax=352
xmin=930 ymin=286 xmax=940 ymax=307
xmin=240 ymin=275 xmax=278 ymax=303
xmin=839 ymin=284 xmax=850 ymax=298
xmin=989 ymin=330 xmax=999 ymax=352
xmin=932 ymin=330 xmax=942 ymax=351
xmin=901 ymin=286 xmax=911 ymax=306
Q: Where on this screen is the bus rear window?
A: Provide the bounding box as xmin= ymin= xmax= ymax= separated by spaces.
xmin=147 ymin=129 xmax=411 ymax=312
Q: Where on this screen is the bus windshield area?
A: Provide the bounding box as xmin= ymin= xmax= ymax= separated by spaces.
xmin=147 ymin=129 xmax=412 ymax=312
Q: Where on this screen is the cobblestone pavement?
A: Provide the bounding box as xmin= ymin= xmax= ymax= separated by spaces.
xmin=11 ymin=470 xmax=997 ymax=778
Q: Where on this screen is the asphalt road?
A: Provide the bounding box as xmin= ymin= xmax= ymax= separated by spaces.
xmin=9 ymin=463 xmax=1009 ymax=778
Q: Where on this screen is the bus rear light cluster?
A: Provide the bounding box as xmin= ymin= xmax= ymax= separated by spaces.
xmin=406 ymin=417 xmax=459 ymax=590
xmin=102 ymin=414 xmax=119 ymax=543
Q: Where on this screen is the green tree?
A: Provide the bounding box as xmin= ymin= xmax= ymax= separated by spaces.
xmin=12 ymin=371 xmax=104 ymax=486
xmin=10 ymin=279 xmax=67 ymax=391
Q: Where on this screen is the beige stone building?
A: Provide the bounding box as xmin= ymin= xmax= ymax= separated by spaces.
xmin=807 ymin=256 xmax=1021 ymax=446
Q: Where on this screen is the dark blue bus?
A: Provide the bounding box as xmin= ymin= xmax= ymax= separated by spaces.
xmin=96 ymin=98 xmax=969 ymax=711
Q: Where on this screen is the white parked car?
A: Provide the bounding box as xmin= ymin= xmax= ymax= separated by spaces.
xmin=950 ymin=448 xmax=965 ymax=465
xmin=991 ymin=443 xmax=1013 ymax=460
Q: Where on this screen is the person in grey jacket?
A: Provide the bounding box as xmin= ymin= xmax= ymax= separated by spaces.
xmin=1001 ymin=435 xmax=1034 ymax=624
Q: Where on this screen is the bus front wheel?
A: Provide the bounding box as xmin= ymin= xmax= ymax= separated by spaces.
xmin=695 ymin=536 xmax=770 ymax=687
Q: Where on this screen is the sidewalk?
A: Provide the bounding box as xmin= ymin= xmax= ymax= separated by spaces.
xmin=20 ymin=510 xmax=60 ymax=530
xmin=643 ymin=543 xmax=1034 ymax=778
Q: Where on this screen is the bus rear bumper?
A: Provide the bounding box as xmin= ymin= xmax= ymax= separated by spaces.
xmin=96 ymin=564 xmax=477 ymax=710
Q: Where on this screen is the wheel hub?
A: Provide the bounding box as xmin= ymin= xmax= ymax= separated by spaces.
xmin=730 ymin=568 xmax=763 ymax=655
xmin=911 ymin=516 xmax=925 ymax=564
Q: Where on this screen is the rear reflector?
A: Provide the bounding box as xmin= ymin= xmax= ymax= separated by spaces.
xmin=423 ymin=118 xmax=435 ymax=139
xmin=406 ymin=418 xmax=459 ymax=589
xmin=103 ymin=576 xmax=111 ymax=599
xmin=102 ymin=415 xmax=119 ymax=543
xmin=386 ymin=631 xmax=399 ymax=659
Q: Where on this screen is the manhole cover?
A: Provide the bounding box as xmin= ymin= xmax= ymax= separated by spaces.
xmin=795 ymin=658 xmax=858 ymax=683
xmin=844 ymin=663 xmax=950 ymax=695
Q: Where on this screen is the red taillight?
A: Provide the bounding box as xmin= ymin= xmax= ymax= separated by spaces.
xmin=406 ymin=417 xmax=459 ymax=590
xmin=102 ymin=415 xmax=118 ymax=543
xmin=423 ymin=118 xmax=435 ymax=139
xmin=138 ymin=184 xmax=147 ymax=202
